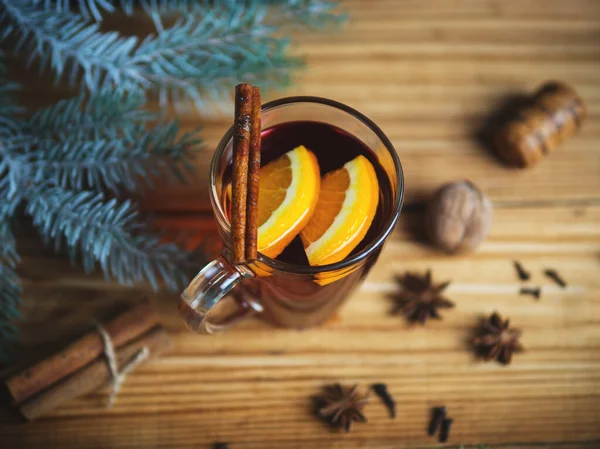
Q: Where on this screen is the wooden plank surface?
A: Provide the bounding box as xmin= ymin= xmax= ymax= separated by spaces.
xmin=141 ymin=0 xmax=600 ymax=210
xmin=3 ymin=204 xmax=600 ymax=448
xmin=2 ymin=0 xmax=600 ymax=448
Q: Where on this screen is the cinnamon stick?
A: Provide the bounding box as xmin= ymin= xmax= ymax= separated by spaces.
xmin=5 ymin=303 xmax=159 ymax=404
xmin=231 ymin=83 xmax=253 ymax=264
xmin=19 ymin=326 xmax=171 ymax=420
xmin=245 ymin=86 xmax=261 ymax=262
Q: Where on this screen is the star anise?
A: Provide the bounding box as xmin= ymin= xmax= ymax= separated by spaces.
xmin=392 ymin=270 xmax=454 ymax=324
xmin=317 ymin=383 xmax=369 ymax=432
xmin=473 ymin=312 xmax=523 ymax=365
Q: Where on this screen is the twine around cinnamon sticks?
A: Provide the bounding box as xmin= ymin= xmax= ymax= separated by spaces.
xmin=231 ymin=83 xmax=261 ymax=265
xmin=3 ymin=303 xmax=171 ymax=420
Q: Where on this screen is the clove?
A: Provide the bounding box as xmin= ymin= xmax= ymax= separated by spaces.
xmin=544 ymin=269 xmax=567 ymax=288
xmin=372 ymin=383 xmax=396 ymax=418
xmin=513 ymin=260 xmax=531 ymax=281
xmin=519 ymin=286 xmax=541 ymax=300
xmin=428 ymin=406 xmax=446 ymax=436
xmin=439 ymin=417 xmax=454 ymax=443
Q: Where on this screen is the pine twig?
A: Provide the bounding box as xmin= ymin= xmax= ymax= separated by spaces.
xmin=0 ymin=55 xmax=25 ymax=199
xmin=0 ymin=54 xmax=22 ymax=135
xmin=151 ymin=0 xmax=347 ymax=29
xmin=13 ymin=92 xmax=201 ymax=193
xmin=25 ymin=186 xmax=193 ymax=291
xmin=0 ymin=219 xmax=22 ymax=362
xmin=0 ymin=1 xmax=305 ymax=110
xmin=32 ymin=0 xmax=116 ymax=21
xmin=24 ymin=91 xmax=151 ymax=143
xmin=0 ymin=0 xmax=345 ymax=361
xmin=267 ymin=0 xmax=347 ymax=29
xmin=0 ymin=54 xmax=204 ymax=356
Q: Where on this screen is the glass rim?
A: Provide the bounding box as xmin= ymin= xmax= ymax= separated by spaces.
xmin=210 ymin=95 xmax=404 ymax=275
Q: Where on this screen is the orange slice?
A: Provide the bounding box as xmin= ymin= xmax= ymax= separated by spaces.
xmin=300 ymin=155 xmax=379 ymax=266
xmin=257 ymin=145 xmax=320 ymax=258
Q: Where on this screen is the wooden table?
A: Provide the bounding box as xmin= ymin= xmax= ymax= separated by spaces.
xmin=2 ymin=0 xmax=600 ymax=447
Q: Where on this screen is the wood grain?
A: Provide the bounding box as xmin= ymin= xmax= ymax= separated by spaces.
xmin=3 ymin=204 xmax=600 ymax=448
xmin=2 ymin=0 xmax=600 ymax=447
xmin=137 ymin=0 xmax=600 ymax=211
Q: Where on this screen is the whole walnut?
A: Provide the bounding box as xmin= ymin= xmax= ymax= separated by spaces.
xmin=425 ymin=181 xmax=492 ymax=253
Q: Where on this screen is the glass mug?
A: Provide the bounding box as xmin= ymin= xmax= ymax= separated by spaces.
xmin=179 ymin=97 xmax=404 ymax=334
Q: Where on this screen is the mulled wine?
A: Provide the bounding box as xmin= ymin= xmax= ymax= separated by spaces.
xmin=222 ymin=120 xmax=392 ymax=267
xmin=219 ymin=120 xmax=395 ymax=328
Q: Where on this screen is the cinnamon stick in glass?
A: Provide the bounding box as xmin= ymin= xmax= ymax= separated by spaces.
xmin=19 ymin=326 xmax=171 ymax=420
xmin=5 ymin=303 xmax=159 ymax=404
xmin=231 ymin=83 xmax=253 ymax=264
xmin=245 ymin=85 xmax=261 ymax=262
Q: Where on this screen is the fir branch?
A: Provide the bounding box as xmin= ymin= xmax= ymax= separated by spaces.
xmin=0 ymin=148 xmax=24 ymax=208
xmin=0 ymin=61 xmax=22 ymax=136
xmin=0 ymin=0 xmax=344 ymax=361
xmin=13 ymin=92 xmax=201 ymax=193
xmin=130 ymin=6 xmax=302 ymax=110
xmin=0 ymin=218 xmax=21 ymax=362
xmin=0 ymin=1 xmax=303 ymax=110
xmin=25 ymin=186 xmax=192 ymax=291
xmin=269 ymin=0 xmax=347 ymax=29
xmin=24 ymin=91 xmax=151 ymax=143
xmin=32 ymin=0 xmax=116 ymax=22
xmin=0 ymin=52 xmax=24 ymax=199
xmin=24 ymin=132 xmax=195 ymax=193
xmin=128 ymin=0 xmax=346 ymax=29
xmin=0 ymin=1 xmax=139 ymax=89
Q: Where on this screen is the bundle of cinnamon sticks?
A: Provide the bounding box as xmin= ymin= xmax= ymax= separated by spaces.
xmin=2 ymin=303 xmax=171 ymax=420
xmin=231 ymin=83 xmax=262 ymax=265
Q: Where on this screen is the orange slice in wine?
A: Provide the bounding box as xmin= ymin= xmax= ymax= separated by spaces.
xmin=256 ymin=145 xmax=320 ymax=258
xmin=300 ymin=155 xmax=379 ymax=266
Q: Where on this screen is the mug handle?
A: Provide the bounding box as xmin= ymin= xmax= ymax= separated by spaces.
xmin=178 ymin=255 xmax=262 ymax=334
